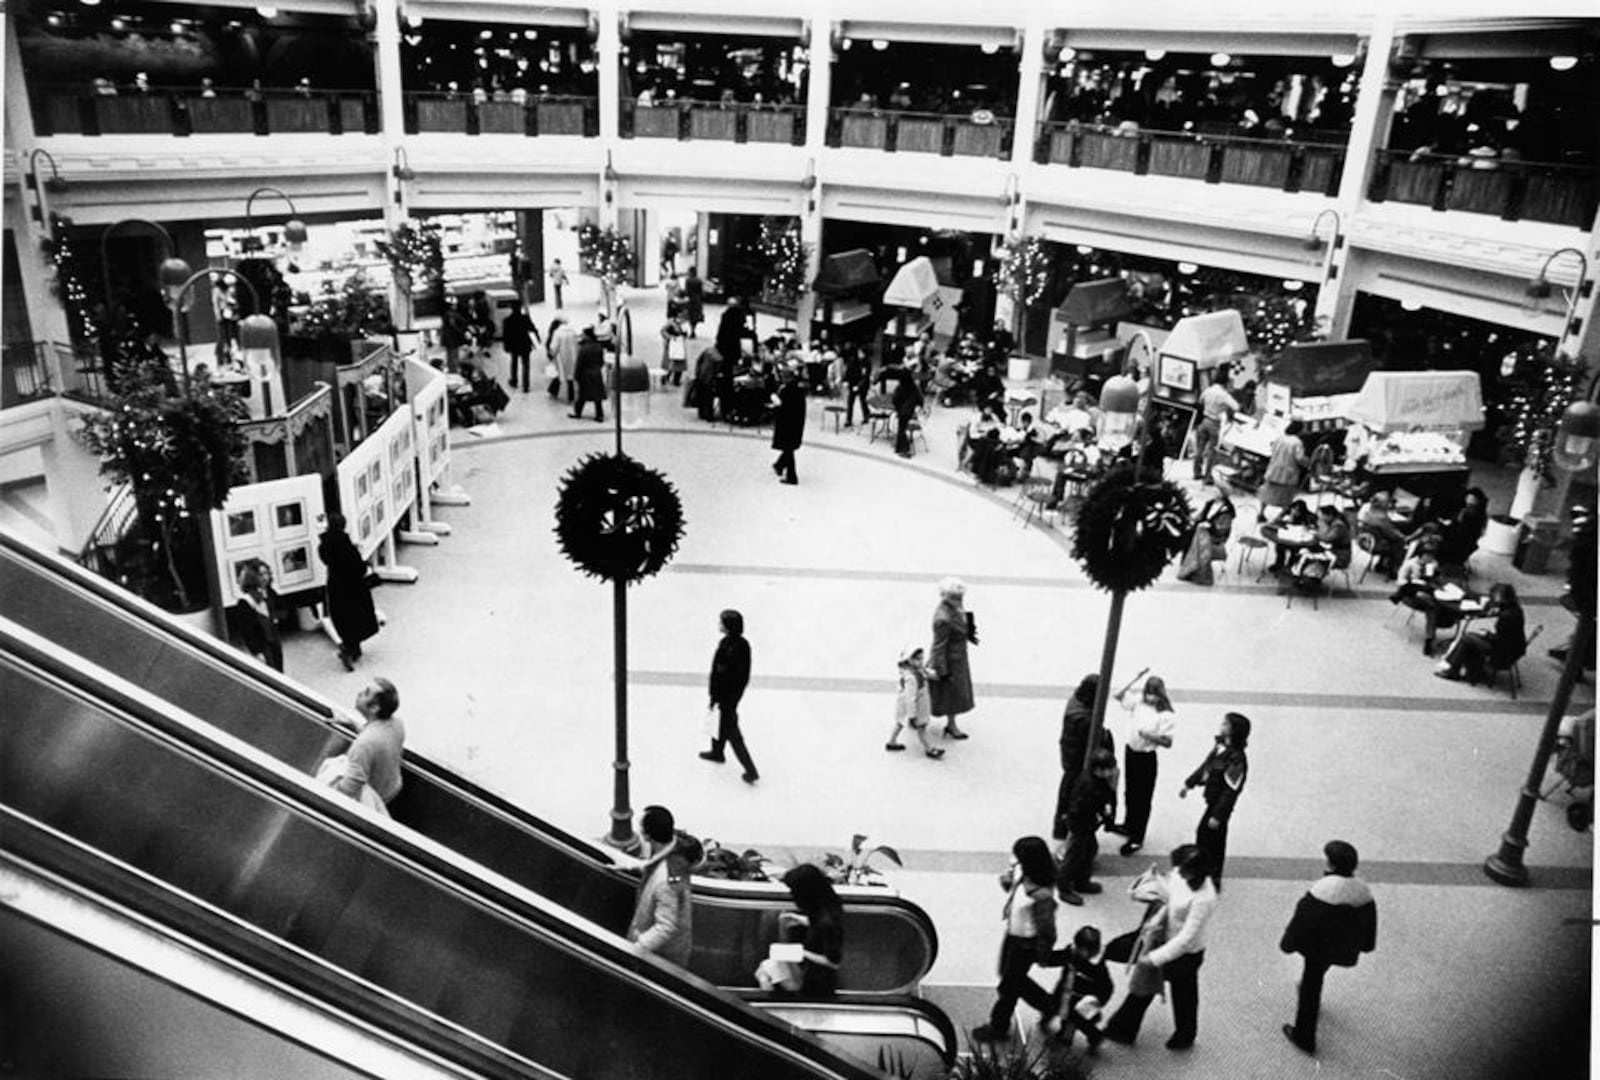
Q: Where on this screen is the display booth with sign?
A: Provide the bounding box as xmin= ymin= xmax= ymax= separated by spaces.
xmin=1048 ymin=278 xmax=1141 ymax=394
xmin=811 ymin=249 xmax=880 ymax=347
xmin=882 ymin=255 xmax=961 ymax=346
xmin=1342 ymin=370 xmax=1484 ymax=498
xmin=1219 ymin=339 xmax=1378 ymax=487
xmin=1148 ymin=310 xmax=1250 ymax=464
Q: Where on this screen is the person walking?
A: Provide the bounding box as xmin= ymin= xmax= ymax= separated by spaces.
xmin=886 ymin=645 xmax=943 ymax=758
xmin=317 ymin=512 xmax=379 ymax=671
xmin=547 ymin=257 xmax=569 ymax=309
xmin=321 ymin=678 xmax=406 ymax=815
xmin=1279 ymin=839 xmax=1378 ymax=1055
xmin=626 ymin=804 xmax=703 ymax=967
xmin=1109 ymin=674 xmax=1177 ymax=857
xmin=547 ymin=316 xmax=578 ymax=401
xmin=1056 ymin=749 xmax=1118 ymax=905
xmin=683 ymin=266 xmax=705 ymax=337
xmin=1102 ymin=844 xmax=1218 ymax=1050
xmin=439 ymin=301 xmax=468 ymax=371
xmin=229 ymin=559 xmax=283 ymax=672
xmin=569 ymin=325 xmax=607 ymax=422
xmin=842 ymin=346 xmax=872 ymax=428
xmin=971 ymin=836 xmax=1059 ymax=1043
xmin=700 ymin=609 xmax=758 ymax=784
xmin=770 ymin=361 xmax=807 ymax=485
xmin=1191 ymin=371 xmax=1238 ymax=481
xmin=927 ymin=578 xmax=977 ymax=740
xmin=1052 ymin=674 xmax=1112 ymax=857
xmin=501 ymin=300 xmax=540 ymax=392
xmin=1258 ymin=420 xmax=1308 ymax=519
xmin=876 ymin=354 xmax=924 ymax=457
xmin=1179 ymin=712 xmax=1250 ymax=883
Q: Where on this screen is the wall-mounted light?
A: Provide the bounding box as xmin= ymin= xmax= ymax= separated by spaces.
xmin=1553 ymin=400 xmax=1600 ymax=472
xmin=1176 ymin=262 xmax=1198 ymax=276
xmin=1526 ymin=247 xmax=1591 ymax=339
xmin=393 ymin=145 xmax=417 ymax=182
xmin=256 ymin=6 xmax=278 ymax=18
xmin=802 ymin=158 xmax=818 ymax=215
xmin=26 ymin=148 xmax=68 ymax=231
xmin=1399 ymin=298 xmax=1422 ymax=311
xmin=980 ymin=42 xmax=999 ymax=55
xmin=1282 ymin=279 xmax=1304 ymax=292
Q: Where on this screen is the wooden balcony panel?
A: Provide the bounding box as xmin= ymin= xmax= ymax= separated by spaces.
xmin=1383 ymin=160 xmax=1445 ymax=206
xmin=1219 ymin=143 xmax=1292 ymax=188
xmin=1077 ymin=131 xmax=1139 ymax=172
xmin=895 ymin=118 xmax=945 ymax=154
xmin=265 ymin=98 xmax=328 ymax=134
xmin=1300 ymin=150 xmax=1342 ymax=196
xmin=1147 ymin=136 xmax=1210 ymax=180
xmin=746 ymin=110 xmax=795 ymax=144
xmin=632 ymin=105 xmax=680 ymax=139
xmin=688 ymin=107 xmax=738 ymax=141
xmin=1520 ymin=172 xmax=1598 ymax=229
xmin=535 ymin=102 xmax=587 ymax=135
xmin=840 ymin=114 xmax=888 ymax=149
xmin=477 ymin=101 xmax=524 ymax=134
xmin=1445 ymin=166 xmax=1514 ymax=216
xmin=42 ymin=96 xmax=84 ymax=135
xmin=952 ymin=122 xmax=1004 ymax=158
xmin=415 ymin=98 xmax=468 ymax=133
xmin=186 ymin=97 xmax=255 ymax=134
xmin=1046 ymin=129 xmax=1074 ymax=164
xmin=337 ymin=97 xmax=368 ymax=134
xmin=95 ymin=96 xmax=173 ymax=135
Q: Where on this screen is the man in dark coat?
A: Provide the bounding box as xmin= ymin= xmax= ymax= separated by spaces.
xmin=700 ymin=609 xmax=758 ymax=783
xmin=876 ymin=354 xmax=924 ymax=458
xmin=769 ymin=362 xmax=807 ymax=485
xmin=683 ymin=266 xmax=705 ymax=337
xmin=692 ymin=345 xmax=722 ymax=422
xmin=716 ymin=295 xmax=753 ymax=368
xmin=1279 ymin=840 xmax=1377 ymax=1055
xmin=317 ymin=513 xmax=379 ymax=670
xmin=501 ymin=300 xmax=539 ymax=392
xmin=1053 ymin=674 xmax=1113 ymax=852
xmin=570 ymin=326 xmax=607 ymax=422
xmin=1056 ymin=749 xmax=1118 ymax=905
xmin=842 ymin=346 xmax=872 ymax=428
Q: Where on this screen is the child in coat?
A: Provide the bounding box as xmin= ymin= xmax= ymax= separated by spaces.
xmin=886 ymin=645 xmax=944 ymax=759
xmin=1045 ymin=925 xmax=1113 ymax=1051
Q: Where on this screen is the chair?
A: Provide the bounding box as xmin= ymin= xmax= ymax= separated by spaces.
xmin=821 ymin=403 xmax=846 ymax=433
xmin=1304 ymin=443 xmax=1338 ymax=507
xmin=864 ymin=397 xmax=893 ymax=443
xmin=1355 ymin=529 xmax=1383 ymax=584
xmin=907 ymin=417 xmax=929 ymax=455
xmin=1484 ymin=625 xmax=1543 ymax=699
xmin=1236 ymin=535 xmax=1268 ymax=577
xmin=1013 ymin=474 xmax=1061 ymax=529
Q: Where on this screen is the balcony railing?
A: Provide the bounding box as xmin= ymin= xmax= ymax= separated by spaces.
xmin=2 ymin=341 xmax=114 ymax=409
xmin=1368 ymin=150 xmax=1599 ymax=229
xmin=403 ymin=92 xmax=598 ymax=137
xmin=1034 ymin=121 xmax=1345 ymax=196
xmin=620 ymin=100 xmax=806 ymax=146
xmin=33 ymin=85 xmax=379 ymax=137
xmin=825 ymin=108 xmax=1013 ymax=159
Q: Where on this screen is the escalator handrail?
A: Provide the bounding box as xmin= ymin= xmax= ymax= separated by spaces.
xmin=738 ymin=992 xmax=960 ymax=1068
xmin=0 ymin=826 xmax=549 ymax=1080
xmin=0 ymin=618 xmax=886 ymax=1080
xmin=0 ymin=528 xmax=942 ymax=964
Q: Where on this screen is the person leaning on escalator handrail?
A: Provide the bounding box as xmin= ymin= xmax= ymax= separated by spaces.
xmin=627 ymin=805 xmax=703 ymax=967
xmin=317 ymin=678 xmax=405 ymax=816
xmin=756 ymin=863 xmax=845 ymax=996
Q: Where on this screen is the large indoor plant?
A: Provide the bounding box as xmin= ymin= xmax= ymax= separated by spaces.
xmin=78 ymin=355 xmax=248 ymax=613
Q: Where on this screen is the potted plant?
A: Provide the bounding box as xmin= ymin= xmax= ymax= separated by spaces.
xmin=78 ymin=355 xmax=248 ymax=616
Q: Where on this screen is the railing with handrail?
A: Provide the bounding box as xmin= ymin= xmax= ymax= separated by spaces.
xmin=1 ymin=342 xmax=56 ymax=409
xmin=32 ymin=84 xmax=379 ymax=137
xmin=621 ymin=98 xmax=807 ymax=146
xmin=1367 ymin=149 xmax=1599 ymax=229
xmin=236 ymin=382 xmax=335 ymax=485
xmin=403 ymin=91 xmax=598 ymax=137
xmin=78 ymin=481 xmax=136 ymax=580
xmin=1033 ymin=121 xmax=1346 ymax=196
xmin=825 ymin=107 xmax=1013 ymax=159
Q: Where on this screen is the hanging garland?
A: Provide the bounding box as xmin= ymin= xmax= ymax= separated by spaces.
xmin=554 ymin=453 xmax=685 ymax=584
xmin=1071 ymin=466 xmax=1193 ymax=593
xmin=577 ymin=224 xmax=636 ymax=286
xmin=1496 ymin=344 xmax=1586 ymax=485
xmin=43 ymin=220 xmax=101 ymax=348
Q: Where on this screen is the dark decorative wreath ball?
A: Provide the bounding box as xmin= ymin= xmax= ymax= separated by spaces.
xmin=554 ymin=452 xmax=685 ymax=584
xmin=1071 ymin=466 xmax=1193 ymax=593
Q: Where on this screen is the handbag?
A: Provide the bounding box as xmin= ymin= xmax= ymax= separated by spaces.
xmin=702 ymin=706 xmax=720 ymax=739
xmin=543 ymin=360 xmax=559 ymax=380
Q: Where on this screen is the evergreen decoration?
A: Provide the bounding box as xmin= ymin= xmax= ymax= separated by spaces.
xmin=296 ymin=269 xmax=395 ymax=340
xmin=378 ymin=221 xmax=446 ymax=302
xmin=78 ymin=365 xmax=248 ymax=612
xmin=554 ymin=452 xmax=684 ymax=585
xmin=997 ymin=236 xmax=1052 ymax=356
xmin=1496 ymin=345 xmax=1588 ymax=485
xmin=43 ymin=220 xmax=100 ymax=348
xmin=1071 ymin=465 xmax=1193 ymax=593
xmin=577 ymin=224 xmax=636 ymax=286
xmin=757 ymin=216 xmax=810 ymax=304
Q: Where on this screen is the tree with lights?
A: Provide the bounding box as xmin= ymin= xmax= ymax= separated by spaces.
xmin=378 ymin=221 xmax=445 ymax=326
xmin=997 ymin=235 xmax=1052 ymax=358
xmin=756 ymin=216 xmax=809 ymax=321
xmin=296 ymin=269 xmax=395 ymax=341
xmin=1496 ymin=344 xmax=1588 ymax=513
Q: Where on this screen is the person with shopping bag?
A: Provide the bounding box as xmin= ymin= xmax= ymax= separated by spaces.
xmin=971 ymin=836 xmax=1059 ymax=1044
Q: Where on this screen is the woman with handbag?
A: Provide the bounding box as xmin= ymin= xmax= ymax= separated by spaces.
xmin=971 ymin=836 xmax=1059 ymax=1043
xmin=1103 ymin=844 xmax=1218 ymax=1050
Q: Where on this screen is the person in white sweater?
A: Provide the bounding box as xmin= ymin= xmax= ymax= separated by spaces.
xmin=1102 ymin=844 xmax=1218 ymax=1050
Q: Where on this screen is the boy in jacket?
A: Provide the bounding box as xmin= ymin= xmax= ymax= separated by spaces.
xmin=1279 ymin=839 xmax=1378 ymax=1054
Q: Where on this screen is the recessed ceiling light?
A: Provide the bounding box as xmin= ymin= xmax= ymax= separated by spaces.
xmin=871 ymin=39 xmax=889 ymax=51
xmin=1400 ymin=298 xmax=1422 ymax=311
xmin=256 ymin=6 xmax=278 ymax=18
xmin=1177 ymin=262 xmax=1198 ymax=275
xmin=1145 ymin=49 xmax=1166 ymax=61
xmin=1330 ymin=53 xmax=1356 ymax=68
xmin=1210 ymin=52 xmax=1231 ymax=67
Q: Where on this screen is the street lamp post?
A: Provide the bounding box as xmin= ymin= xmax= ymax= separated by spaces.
xmin=243 ymin=186 xmax=309 ymax=254
xmin=1484 ymin=398 xmax=1599 ymax=886
xmin=100 ymin=218 xmax=179 ymax=325
xmin=165 ymin=268 xmax=277 ymax=396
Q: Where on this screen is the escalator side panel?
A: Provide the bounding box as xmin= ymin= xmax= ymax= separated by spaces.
xmin=0 ymin=657 xmax=876 ymax=1080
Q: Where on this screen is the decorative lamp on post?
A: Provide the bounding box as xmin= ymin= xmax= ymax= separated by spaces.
xmin=244 ymin=186 xmax=309 ymax=253
xmin=1484 ymin=394 xmax=1599 ymax=886
xmin=1304 ymin=208 xmax=1342 ymax=282
xmin=239 ymin=312 xmax=284 ymax=418
xmin=159 ymin=257 xmax=195 ymax=388
xmin=1098 ymin=374 xmax=1140 ymax=451
xmin=26 ymin=148 xmax=68 ymax=234
xmin=1525 ymin=248 xmax=1591 ymax=341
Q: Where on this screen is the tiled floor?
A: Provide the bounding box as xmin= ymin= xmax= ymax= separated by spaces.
xmin=285 ymin=280 xmax=1594 ymax=1079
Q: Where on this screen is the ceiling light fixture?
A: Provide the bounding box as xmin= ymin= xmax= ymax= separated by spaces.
xmin=1144 ymin=49 xmax=1166 ymax=62
xmin=1210 ymin=52 xmax=1231 ymax=67
xmin=1548 ymin=55 xmax=1579 ymax=72
xmin=1330 ymin=53 xmax=1356 ymax=68
xmin=871 ymin=39 xmax=889 ymax=51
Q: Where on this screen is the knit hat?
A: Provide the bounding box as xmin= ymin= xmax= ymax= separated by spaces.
xmin=899 ymin=644 xmax=925 ymax=664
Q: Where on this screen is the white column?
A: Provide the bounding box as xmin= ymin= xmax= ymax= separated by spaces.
xmin=1317 ymin=15 xmax=1397 ymax=338
xmin=804 ymin=16 xmax=832 ymax=156
xmin=1009 ymin=22 xmax=1044 ymax=171
xmin=5 ymin=30 xmax=72 ymax=351
xmin=796 ymin=181 xmax=823 ymax=343
xmin=596 ymin=0 xmax=621 ymax=144
xmin=372 ymin=0 xmax=411 ymax=327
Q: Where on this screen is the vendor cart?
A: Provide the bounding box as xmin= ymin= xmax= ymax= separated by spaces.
xmin=1343 ymin=370 xmax=1485 ymax=500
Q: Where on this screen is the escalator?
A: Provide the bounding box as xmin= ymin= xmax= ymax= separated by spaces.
xmin=0 ymin=529 xmax=939 ymax=999
xmin=0 ymin=617 xmax=951 ymax=1079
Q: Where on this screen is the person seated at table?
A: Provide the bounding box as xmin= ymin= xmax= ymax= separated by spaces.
xmin=1269 ymin=499 xmax=1317 ymax=571
xmin=970 ymin=362 xmax=1006 ymax=415
xmin=1357 ymin=492 xmax=1411 ymax=578
xmin=1046 ymin=430 xmax=1103 ymax=508
xmin=1009 ymin=412 xmax=1050 ymax=476
xmin=1177 ymin=487 xmax=1237 ymax=586
xmin=1049 ymin=392 xmax=1098 ymax=439
xmin=1437 ymin=487 xmax=1489 ymax=570
xmin=965 ymin=406 xmax=1015 ymax=485
xmin=1315 ymin=505 xmax=1353 ymax=573
xmin=1435 ymin=583 xmax=1527 ymax=685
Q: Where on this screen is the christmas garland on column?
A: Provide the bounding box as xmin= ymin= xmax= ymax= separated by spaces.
xmin=577 ymin=225 xmax=636 ymax=286
xmin=554 ymin=453 xmax=684 ymax=584
xmin=1071 ymin=465 xmax=1193 ymax=593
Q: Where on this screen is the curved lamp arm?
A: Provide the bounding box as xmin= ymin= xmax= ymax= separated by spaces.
xmin=244 ymin=187 xmax=309 ymax=247
xmin=99 ymin=218 xmax=177 ymax=318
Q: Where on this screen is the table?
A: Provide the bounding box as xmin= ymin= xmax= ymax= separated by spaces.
xmin=1258 ymin=523 xmax=1321 ymax=579
xmin=1410 ymin=586 xmax=1488 ymax=657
